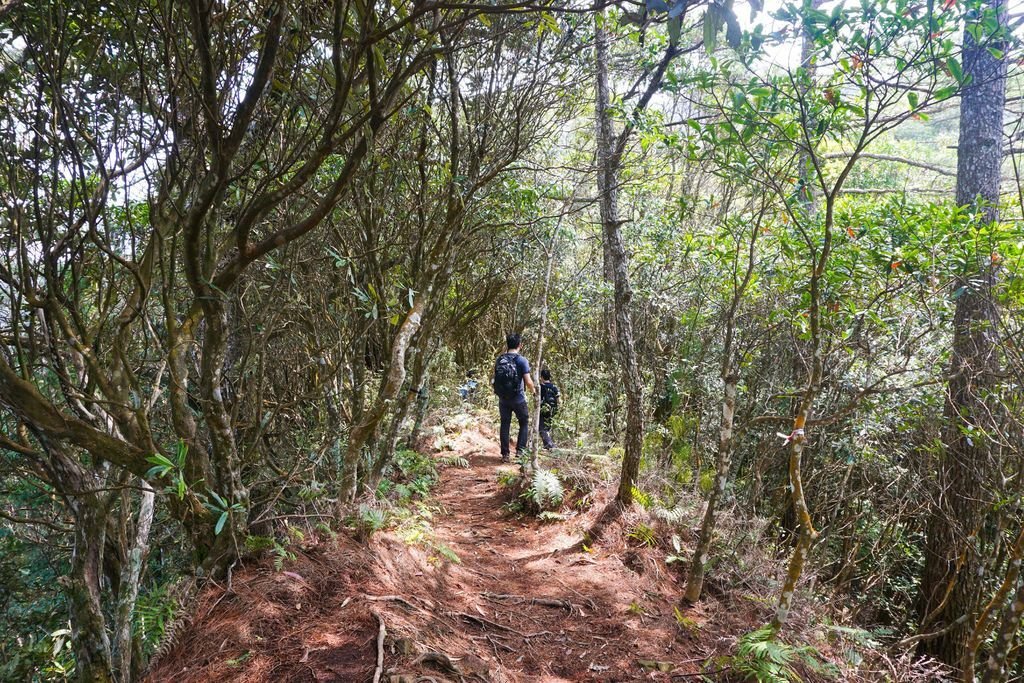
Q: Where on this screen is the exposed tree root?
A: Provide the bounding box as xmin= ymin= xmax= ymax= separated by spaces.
xmin=578 ymin=499 xmax=625 ymax=548
xmin=413 ymin=651 xmax=463 ymax=677
xmin=481 ymin=591 xmax=574 ymax=612
xmin=363 ymin=593 xmax=420 ymax=611
xmin=372 ymin=611 xmax=386 ymax=683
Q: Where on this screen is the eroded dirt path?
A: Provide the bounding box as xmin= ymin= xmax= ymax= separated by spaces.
xmin=148 ymin=424 xmax=712 ymax=683
xmin=367 ymin=426 xmax=688 ymax=682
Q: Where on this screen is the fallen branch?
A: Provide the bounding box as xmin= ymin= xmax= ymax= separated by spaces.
xmin=372 ymin=612 xmax=386 ymax=683
xmin=894 ymin=614 xmax=968 ymax=651
xmin=481 ymin=591 xmax=575 ymax=612
xmin=672 ymin=668 xmax=729 ymax=679
xmin=362 ymin=593 xmax=418 ymax=611
xmin=455 ymin=611 xmax=528 ymax=637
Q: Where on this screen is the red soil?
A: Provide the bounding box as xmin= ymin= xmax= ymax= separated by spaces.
xmin=146 ymin=425 xmax=771 ymax=682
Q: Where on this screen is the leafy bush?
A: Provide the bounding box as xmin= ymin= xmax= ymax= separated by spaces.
xmin=699 ymin=469 xmax=716 ymax=494
xmin=497 ymin=470 xmax=521 ymax=489
xmin=384 ymin=449 xmax=439 ymax=504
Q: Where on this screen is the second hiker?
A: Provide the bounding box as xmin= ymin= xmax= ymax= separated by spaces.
xmin=539 ymin=366 xmax=560 ymax=450
xmin=492 ymin=333 xmax=536 ymax=463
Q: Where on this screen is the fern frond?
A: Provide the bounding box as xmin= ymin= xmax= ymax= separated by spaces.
xmin=631 ymin=485 xmax=653 ymax=510
xmin=653 ymin=506 xmax=687 ymax=526
xmin=525 ymin=469 xmax=564 ymax=511
xmin=439 ymin=455 xmax=470 ymax=469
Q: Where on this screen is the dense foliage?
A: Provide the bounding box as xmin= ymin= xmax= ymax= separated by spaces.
xmin=0 ymin=0 xmax=1022 ymax=680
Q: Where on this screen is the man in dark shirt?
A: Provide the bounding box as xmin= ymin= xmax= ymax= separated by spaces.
xmin=492 ymin=333 xmax=536 ymax=463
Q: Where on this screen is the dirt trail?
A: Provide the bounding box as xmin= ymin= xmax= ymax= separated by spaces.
xmin=148 ymin=424 xmax=726 ymax=682
xmin=404 ymin=429 xmax=685 ymax=681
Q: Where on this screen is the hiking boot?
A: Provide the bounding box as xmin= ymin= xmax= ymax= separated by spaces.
xmin=500 ymin=454 xmax=510 ymax=463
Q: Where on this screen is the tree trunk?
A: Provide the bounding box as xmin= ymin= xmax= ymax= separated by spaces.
xmin=769 ymin=191 xmax=835 ymax=633
xmin=595 ymin=16 xmax=644 ymax=508
xmin=68 ymin=494 xmax=115 ymax=682
xmin=113 ymin=481 xmax=155 ymax=682
xmin=981 ymin=573 xmax=1024 ymax=683
xmin=371 ymin=333 xmax=435 ymax=488
xmin=683 ymin=213 xmax=761 ymax=603
xmin=339 ymin=291 xmax=426 ymax=504
xmin=919 ymin=0 xmax=1006 ymax=669
xmin=409 ymin=370 xmax=432 ymax=448
xmin=966 ymin=524 xmax=1024 ymax=680
xmin=683 ymin=368 xmax=737 ymax=603
xmin=530 ymin=229 xmax=559 ymax=470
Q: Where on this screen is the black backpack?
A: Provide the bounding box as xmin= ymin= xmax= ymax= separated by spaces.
xmin=541 ymin=383 xmax=559 ymax=416
xmin=493 ymin=353 xmax=521 ymax=400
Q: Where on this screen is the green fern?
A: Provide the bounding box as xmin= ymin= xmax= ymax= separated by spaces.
xmin=731 ymin=626 xmax=837 ymax=683
xmin=433 ymin=542 xmax=462 ymax=565
xmin=627 ymin=522 xmax=657 ymax=547
xmin=354 ymin=504 xmax=389 ymax=541
xmin=524 ymin=469 xmax=564 ymax=511
xmin=134 ymin=584 xmax=179 ymax=651
xmin=631 ymin=485 xmax=653 ymax=510
xmin=653 ymin=506 xmax=687 ymax=526
xmin=733 ymin=626 xmax=801 ymax=683
xmin=438 ymin=455 xmax=470 ymax=469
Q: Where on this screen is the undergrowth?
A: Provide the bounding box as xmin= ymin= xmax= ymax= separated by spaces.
xmin=726 ymin=626 xmax=839 ymax=683
xmin=499 ymin=467 xmax=568 ymax=516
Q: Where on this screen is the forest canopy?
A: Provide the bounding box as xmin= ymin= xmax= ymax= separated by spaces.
xmin=0 ymin=0 xmax=1022 ymax=680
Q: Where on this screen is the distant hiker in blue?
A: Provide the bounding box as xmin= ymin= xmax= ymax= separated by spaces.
xmin=458 ymin=369 xmax=479 ymax=401
xmin=492 ymin=333 xmax=536 ymax=463
xmin=539 ymin=366 xmax=560 ymax=450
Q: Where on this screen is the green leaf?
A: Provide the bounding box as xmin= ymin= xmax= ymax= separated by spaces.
xmin=947 ymin=57 xmax=963 ymax=83
xmin=147 ymin=454 xmax=175 ymax=469
xmin=175 ymin=440 xmax=188 ymax=467
xmin=146 ymin=465 xmax=170 ymax=478
xmin=907 ymin=91 xmax=919 ymax=109
xmin=668 ymin=16 xmax=681 ymax=45
xmin=724 ymin=9 xmax=741 ymax=49
xmin=703 ymin=6 xmax=720 ymax=53
xmin=215 ymin=511 xmax=228 ymax=535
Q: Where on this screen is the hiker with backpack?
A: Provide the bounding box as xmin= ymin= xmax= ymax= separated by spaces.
xmin=539 ymin=367 xmax=560 ymax=450
xmin=493 ymin=333 xmax=536 ymax=463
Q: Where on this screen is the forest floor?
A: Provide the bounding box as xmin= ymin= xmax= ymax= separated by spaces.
xmin=146 ymin=418 xmax=816 ymax=682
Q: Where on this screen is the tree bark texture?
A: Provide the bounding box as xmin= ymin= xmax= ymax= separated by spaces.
xmin=595 ymin=17 xmax=644 ymax=508
xmin=919 ymin=0 xmax=1007 ymax=669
